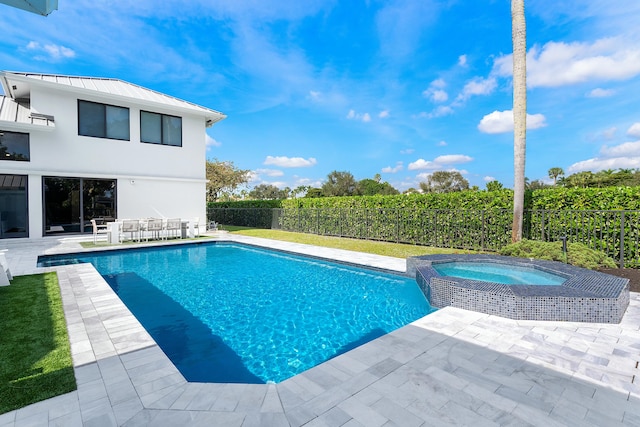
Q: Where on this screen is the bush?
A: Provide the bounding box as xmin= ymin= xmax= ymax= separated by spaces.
xmin=499 ymin=239 xmax=617 ymax=269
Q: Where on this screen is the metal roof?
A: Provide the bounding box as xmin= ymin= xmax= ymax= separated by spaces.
xmin=1 ymin=71 xmax=226 ymax=126
xmin=0 ymin=95 xmax=55 ymax=130
xmin=0 ymin=0 xmax=58 ymax=16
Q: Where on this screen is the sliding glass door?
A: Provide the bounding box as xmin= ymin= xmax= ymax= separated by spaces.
xmin=44 ymin=177 xmax=116 ymax=235
xmin=0 ymin=174 xmax=28 ymax=239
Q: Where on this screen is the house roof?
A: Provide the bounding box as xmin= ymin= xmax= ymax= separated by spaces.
xmin=0 ymin=71 xmax=226 ymax=127
xmin=0 ymin=95 xmax=55 ymax=131
xmin=0 ymin=0 xmax=58 ymax=16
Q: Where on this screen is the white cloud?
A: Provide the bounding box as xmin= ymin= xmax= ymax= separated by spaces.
xmin=400 ymin=148 xmax=415 ymax=155
xmin=437 ymin=140 xmax=447 ymax=147
xmin=408 ymin=154 xmax=473 ymax=170
xmin=205 ymin=134 xmax=221 ymax=147
xmin=417 ymin=105 xmax=454 ymax=119
xmin=346 ymin=109 xmax=371 ymax=122
xmin=484 ymin=176 xmax=495 ymax=182
xmin=430 ymin=78 xmax=446 ymax=88
xmin=477 ymin=110 xmax=547 ymax=134
xmin=26 ymin=41 xmax=76 ymax=61
xmin=627 ymin=123 xmax=640 ymax=138
xmin=458 ymin=54 xmax=468 ymax=67
xmin=408 ymin=159 xmax=437 ymax=170
xmin=587 ymin=88 xmax=615 ymax=98
xmin=568 ymin=157 xmax=640 ymax=173
xmin=382 ymin=162 xmax=403 ymax=173
xmin=255 ymin=168 xmax=284 ymax=177
xmin=247 ymin=171 xmax=260 ymax=182
xmin=493 ymin=38 xmax=640 ymax=88
xmin=429 ymin=90 xmax=448 ymax=103
xmin=457 ymin=77 xmax=496 ymax=101
xmin=264 ymin=156 xmax=317 ymax=168
xmin=422 ymin=79 xmax=449 ymax=103
xmin=568 ymin=140 xmax=640 ymax=173
xmin=416 ymin=172 xmax=432 ymax=181
xmin=434 ymin=154 xmax=473 ymax=164
xmin=600 ymin=141 xmax=640 ymax=158
xmin=378 ymin=110 xmax=390 ymax=119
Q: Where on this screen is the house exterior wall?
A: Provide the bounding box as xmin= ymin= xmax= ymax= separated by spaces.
xmin=1 ymin=80 xmax=210 ymax=239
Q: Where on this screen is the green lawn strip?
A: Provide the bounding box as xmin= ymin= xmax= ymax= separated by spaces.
xmin=223 ymin=226 xmax=479 ymax=258
xmin=0 ymin=273 xmax=76 ymax=414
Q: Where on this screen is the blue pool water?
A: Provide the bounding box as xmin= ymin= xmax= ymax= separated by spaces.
xmin=432 ymin=261 xmax=566 ymax=285
xmin=40 ymin=243 xmax=434 ymax=383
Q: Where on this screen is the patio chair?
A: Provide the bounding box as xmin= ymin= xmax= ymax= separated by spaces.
xmin=164 ymin=218 xmax=182 ymax=239
xmin=0 ymin=250 xmax=12 ymax=286
xmin=90 ymin=219 xmax=109 ymax=243
xmin=146 ymin=218 xmax=163 ymax=241
xmin=192 ymin=217 xmax=201 ymax=237
xmin=208 ymin=221 xmax=218 ymax=231
xmin=121 ymin=219 xmax=141 ymax=242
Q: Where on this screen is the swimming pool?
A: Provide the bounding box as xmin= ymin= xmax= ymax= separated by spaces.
xmin=407 ymin=254 xmax=630 ymax=322
xmin=40 ymin=242 xmax=434 ymax=383
xmin=432 ymin=261 xmax=566 ymax=285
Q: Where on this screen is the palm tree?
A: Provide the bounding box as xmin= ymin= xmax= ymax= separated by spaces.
xmin=548 ymin=167 xmax=564 ymax=185
xmin=511 ymin=0 xmax=527 ymax=243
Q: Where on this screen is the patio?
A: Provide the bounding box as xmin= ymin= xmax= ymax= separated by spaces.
xmin=0 ymin=234 xmax=639 ymax=426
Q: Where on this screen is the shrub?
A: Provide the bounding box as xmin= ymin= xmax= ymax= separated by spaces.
xmin=499 ymin=239 xmax=617 ymax=269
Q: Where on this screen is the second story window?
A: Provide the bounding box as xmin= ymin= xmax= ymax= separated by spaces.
xmin=78 ymin=100 xmax=130 ymax=140
xmin=0 ymin=130 xmax=30 ymax=161
xmin=140 ymin=111 xmax=182 ymax=147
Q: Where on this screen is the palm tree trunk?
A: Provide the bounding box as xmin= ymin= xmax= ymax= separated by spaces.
xmin=511 ymin=0 xmax=526 ymax=243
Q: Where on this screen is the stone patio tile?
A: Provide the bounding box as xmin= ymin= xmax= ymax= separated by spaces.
xmin=242 ymin=412 xmax=290 ymax=427
xmin=337 ymin=396 xmax=389 ymax=427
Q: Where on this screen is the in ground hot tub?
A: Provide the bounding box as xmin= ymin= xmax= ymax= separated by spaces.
xmin=407 ymin=254 xmax=630 ymax=323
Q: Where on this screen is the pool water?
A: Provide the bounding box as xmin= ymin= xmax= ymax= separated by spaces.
xmin=433 ymin=261 xmax=566 ymax=285
xmin=42 ymin=243 xmax=434 ymax=383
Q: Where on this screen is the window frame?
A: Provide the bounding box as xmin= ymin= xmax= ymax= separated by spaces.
xmin=0 ymin=130 xmax=30 ymax=162
xmin=140 ymin=110 xmax=182 ymax=147
xmin=77 ymin=99 xmax=130 ymax=141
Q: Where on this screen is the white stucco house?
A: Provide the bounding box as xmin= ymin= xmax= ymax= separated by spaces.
xmin=0 ymin=71 xmax=225 ymax=239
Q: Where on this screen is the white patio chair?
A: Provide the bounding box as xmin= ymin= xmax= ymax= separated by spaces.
xmin=121 ymin=219 xmax=141 ymax=242
xmin=164 ymin=218 xmax=182 ymax=239
xmin=91 ymin=219 xmax=109 ymax=243
xmin=192 ymin=217 xmax=201 ymax=237
xmin=146 ymin=218 xmax=163 ymax=240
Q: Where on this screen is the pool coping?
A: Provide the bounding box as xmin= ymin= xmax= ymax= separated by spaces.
xmin=2 ymin=235 xmax=640 ymax=426
xmin=407 ymin=254 xmax=630 ymax=323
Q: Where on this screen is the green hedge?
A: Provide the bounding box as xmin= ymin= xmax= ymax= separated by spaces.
xmin=207 ymin=187 xmax=640 ymax=266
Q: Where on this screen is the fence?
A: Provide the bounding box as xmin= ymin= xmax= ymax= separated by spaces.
xmin=207 ymin=207 xmax=640 ymax=268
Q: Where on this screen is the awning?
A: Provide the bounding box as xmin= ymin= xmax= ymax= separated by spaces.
xmin=0 ymin=0 xmax=58 ymax=16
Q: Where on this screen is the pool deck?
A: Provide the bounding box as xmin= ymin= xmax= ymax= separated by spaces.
xmin=0 ymin=234 xmax=639 ymax=426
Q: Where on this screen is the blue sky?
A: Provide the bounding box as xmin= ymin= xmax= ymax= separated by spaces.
xmin=2 ymin=1 xmax=640 ymax=192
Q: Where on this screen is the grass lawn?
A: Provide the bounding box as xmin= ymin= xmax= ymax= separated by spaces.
xmin=222 ymin=226 xmax=480 ymax=258
xmin=0 ymin=273 xmax=76 ymax=414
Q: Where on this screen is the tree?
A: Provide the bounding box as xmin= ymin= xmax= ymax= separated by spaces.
xmin=321 ymin=171 xmax=357 ymax=196
xmin=291 ymin=185 xmax=310 ymax=198
xmin=511 ymin=0 xmax=527 ymax=243
xmin=305 ymin=187 xmax=324 ymax=198
xmin=419 ymin=171 xmax=469 ymax=193
xmin=527 ymin=179 xmax=548 ymax=190
xmin=206 ymin=159 xmax=251 ymax=202
xmin=548 ymin=167 xmax=564 ymax=186
xmin=356 ymin=178 xmax=399 ymax=196
xmin=248 ymin=184 xmax=289 ymax=200
xmin=485 ymin=180 xmax=504 ymax=191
